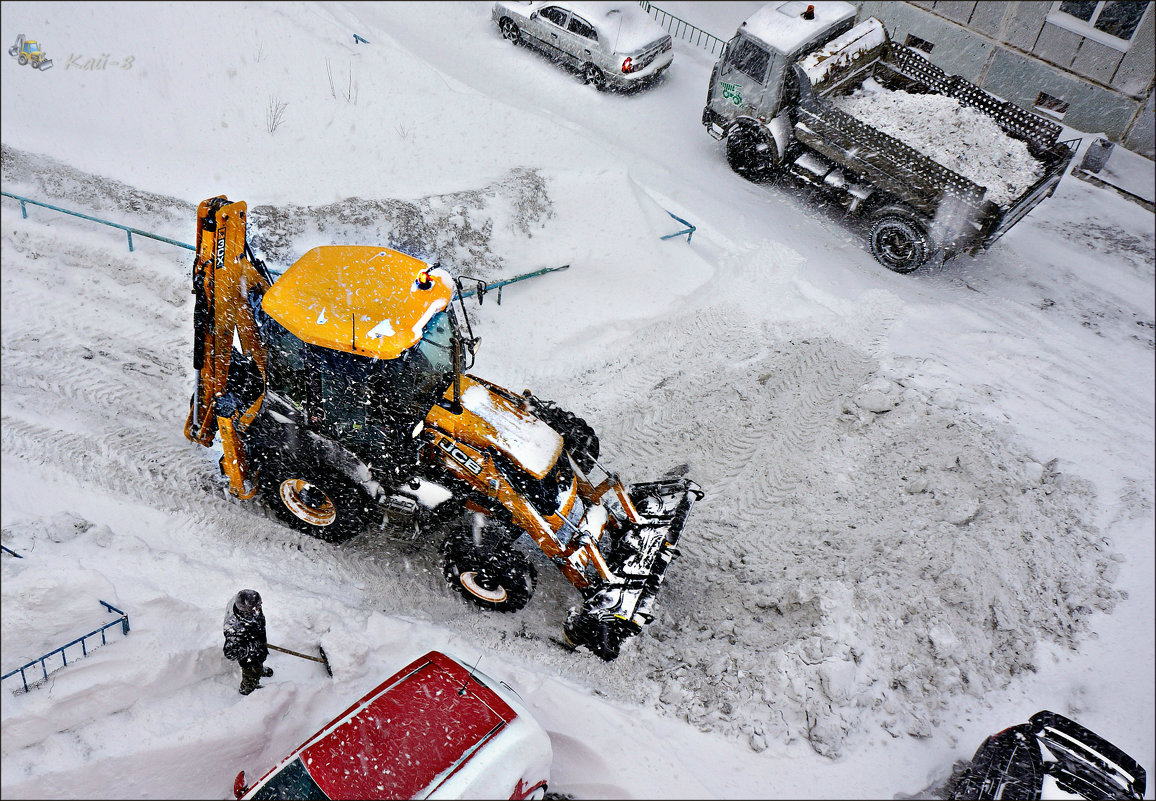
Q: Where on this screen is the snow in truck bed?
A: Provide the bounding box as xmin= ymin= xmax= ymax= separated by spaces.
xmin=833 ymin=78 xmax=1046 ymax=207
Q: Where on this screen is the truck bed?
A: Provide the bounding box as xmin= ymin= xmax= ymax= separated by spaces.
xmin=792 ymin=44 xmax=1077 ymax=254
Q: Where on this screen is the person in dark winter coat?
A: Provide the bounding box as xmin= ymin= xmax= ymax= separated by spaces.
xmin=224 ymin=589 xmax=272 ymax=695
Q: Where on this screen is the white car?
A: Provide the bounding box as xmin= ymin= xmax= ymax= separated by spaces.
xmin=492 ymin=1 xmax=673 ymax=90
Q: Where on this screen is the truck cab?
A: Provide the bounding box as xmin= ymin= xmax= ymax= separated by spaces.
xmin=704 ymin=2 xmax=854 ymax=134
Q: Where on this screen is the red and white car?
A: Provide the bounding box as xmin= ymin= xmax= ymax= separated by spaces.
xmin=234 ymin=651 xmax=552 ymax=800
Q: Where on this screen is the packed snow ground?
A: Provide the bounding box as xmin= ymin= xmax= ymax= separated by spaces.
xmin=2 ymin=2 xmax=1153 ymax=799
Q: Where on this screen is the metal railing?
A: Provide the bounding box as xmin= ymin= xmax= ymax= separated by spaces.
xmin=660 ymin=210 xmax=695 ymax=242
xmin=1 ymin=191 xmax=194 ymax=253
xmin=1 ymin=544 xmax=22 ymax=558
xmin=457 ymin=264 xmax=570 ymax=304
xmin=639 ymin=2 xmax=727 ymax=56
xmin=2 ymin=601 xmax=131 ymax=693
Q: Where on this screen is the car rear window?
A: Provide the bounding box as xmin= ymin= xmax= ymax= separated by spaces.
xmin=567 ymin=15 xmax=597 ymax=40
xmin=251 ymin=758 xmax=329 ymax=800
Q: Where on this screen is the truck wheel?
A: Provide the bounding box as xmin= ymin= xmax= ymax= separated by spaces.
xmin=18 ymin=54 xmax=28 ymax=66
xmin=869 ymin=214 xmax=930 ymax=273
xmin=583 ymin=64 xmax=606 ymax=91
xmin=726 ymin=126 xmax=776 ymax=181
xmin=443 ymin=535 xmax=536 ymax=613
xmin=259 ymin=459 xmax=371 ymax=544
xmin=564 ymin=609 xmax=623 ymax=661
xmin=499 ymin=17 xmax=521 ymax=44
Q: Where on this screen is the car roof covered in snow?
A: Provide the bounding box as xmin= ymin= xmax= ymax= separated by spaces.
xmin=559 ymin=1 xmax=668 ymax=52
xmin=261 ymin=245 xmax=453 ymax=360
xmin=740 ymin=1 xmax=856 ymax=56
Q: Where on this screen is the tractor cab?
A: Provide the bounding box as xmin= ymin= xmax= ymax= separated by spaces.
xmin=255 ymin=246 xmax=479 ymax=472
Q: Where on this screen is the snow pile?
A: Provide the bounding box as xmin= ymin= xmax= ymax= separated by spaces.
xmin=833 ymin=78 xmax=1045 ymax=206
xmin=539 ymin=273 xmax=1124 ymax=757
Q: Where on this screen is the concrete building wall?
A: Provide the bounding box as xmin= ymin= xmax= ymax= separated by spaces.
xmin=854 ymin=1 xmax=1155 ymax=158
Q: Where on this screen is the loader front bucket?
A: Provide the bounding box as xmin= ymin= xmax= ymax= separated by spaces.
xmin=567 ymin=479 xmax=703 ymax=660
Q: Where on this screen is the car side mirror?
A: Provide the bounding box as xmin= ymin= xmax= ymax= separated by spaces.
xmin=530 ymin=10 xmax=537 ymax=19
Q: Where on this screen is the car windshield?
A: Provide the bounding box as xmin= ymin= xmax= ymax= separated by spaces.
xmin=251 ymin=758 xmax=329 ymax=800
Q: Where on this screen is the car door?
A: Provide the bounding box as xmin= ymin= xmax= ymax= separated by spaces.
xmin=564 ymin=12 xmax=600 ymax=68
xmin=527 ymin=5 xmax=571 ymax=62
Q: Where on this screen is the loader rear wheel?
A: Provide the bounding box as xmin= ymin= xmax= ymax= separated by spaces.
xmin=564 ymin=609 xmax=623 ymax=661
xmin=18 ymin=54 xmax=28 ymax=66
xmin=869 ymin=214 xmax=930 ymax=273
xmin=259 ymin=459 xmax=371 ymax=544
xmin=443 ymin=535 xmax=536 ymax=613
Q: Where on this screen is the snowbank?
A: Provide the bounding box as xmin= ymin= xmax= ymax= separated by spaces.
xmin=833 ymin=78 xmax=1045 ymax=206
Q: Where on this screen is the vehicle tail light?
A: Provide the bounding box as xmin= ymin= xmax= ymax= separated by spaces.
xmin=233 ymin=771 xmax=247 ymax=799
xmin=621 ymin=57 xmax=632 ymax=73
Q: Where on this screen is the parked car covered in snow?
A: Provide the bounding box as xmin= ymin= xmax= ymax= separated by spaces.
xmin=233 ymin=651 xmax=552 ymax=800
xmin=949 ymin=710 xmax=1145 ymax=800
xmin=492 ymin=1 xmax=673 ymax=90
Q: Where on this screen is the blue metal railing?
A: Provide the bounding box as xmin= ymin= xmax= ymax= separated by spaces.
xmin=660 ymin=210 xmax=695 ymax=242
xmin=2 ymin=601 xmax=131 ymax=693
xmin=457 ymin=264 xmax=570 ymax=304
xmin=1 ymin=545 xmax=22 ymax=558
xmin=639 ymin=2 xmax=727 ymax=56
xmin=1 ymin=191 xmax=194 ymax=253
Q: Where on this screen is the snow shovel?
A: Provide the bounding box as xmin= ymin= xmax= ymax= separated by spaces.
xmin=268 ymin=643 xmax=333 ymax=677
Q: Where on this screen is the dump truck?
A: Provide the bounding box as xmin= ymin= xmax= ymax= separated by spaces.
xmin=702 ymin=1 xmax=1077 ymax=272
xmin=184 ymin=196 xmax=701 ymax=660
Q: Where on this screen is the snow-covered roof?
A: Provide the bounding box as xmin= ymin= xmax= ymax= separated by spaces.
xmin=564 ymin=1 xmax=667 ymax=52
xmin=799 ymin=17 xmax=888 ymax=87
xmin=740 ymin=1 xmax=856 ymax=56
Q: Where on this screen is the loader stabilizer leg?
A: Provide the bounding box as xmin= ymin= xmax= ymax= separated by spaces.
xmin=184 ymin=196 xmax=272 ymax=499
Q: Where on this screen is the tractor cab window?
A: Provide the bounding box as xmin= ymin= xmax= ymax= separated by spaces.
xmin=416 ymin=310 xmax=454 ymax=378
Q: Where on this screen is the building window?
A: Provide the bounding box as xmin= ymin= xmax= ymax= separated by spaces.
xmin=1047 ymin=1 xmax=1151 ymax=49
xmin=1034 ymin=91 xmax=1071 ymax=119
xmin=905 ymin=33 xmax=935 ymax=54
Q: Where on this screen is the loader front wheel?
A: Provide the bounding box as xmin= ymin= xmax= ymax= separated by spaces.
xmin=443 ymin=536 xmax=536 ymax=613
xmin=259 ymin=459 xmax=371 ymax=544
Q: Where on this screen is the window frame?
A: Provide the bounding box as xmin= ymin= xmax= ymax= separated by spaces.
xmin=1046 ymin=0 xmax=1151 ymax=51
xmin=727 ymin=35 xmax=773 ymax=83
xmin=538 ymin=5 xmax=570 ymax=29
xmin=566 ymin=13 xmax=598 ymax=41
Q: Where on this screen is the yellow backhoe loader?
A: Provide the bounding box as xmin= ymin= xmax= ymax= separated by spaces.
xmin=185 ymin=196 xmax=702 ymax=660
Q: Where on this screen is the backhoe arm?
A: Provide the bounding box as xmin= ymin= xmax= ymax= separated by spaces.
xmin=184 ymin=196 xmax=272 ymax=498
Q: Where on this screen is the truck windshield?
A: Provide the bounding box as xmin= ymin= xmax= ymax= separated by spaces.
xmin=728 ymin=36 xmax=771 ymax=82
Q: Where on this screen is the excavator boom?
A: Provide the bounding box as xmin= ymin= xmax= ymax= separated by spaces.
xmin=184 ymin=197 xmax=272 ymax=498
